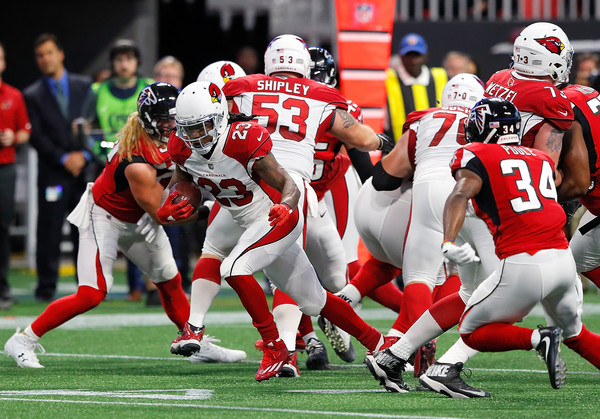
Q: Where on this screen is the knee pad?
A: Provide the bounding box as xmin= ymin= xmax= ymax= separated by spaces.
xmin=152 ymin=258 xmax=178 ymax=283
xmin=296 ymin=291 xmax=327 ymax=317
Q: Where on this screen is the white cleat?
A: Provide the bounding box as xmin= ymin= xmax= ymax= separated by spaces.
xmin=188 ymin=335 xmax=247 ymax=363
xmin=4 ymin=328 xmax=45 ymax=368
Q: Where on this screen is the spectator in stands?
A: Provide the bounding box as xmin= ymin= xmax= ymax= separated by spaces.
xmin=574 ymin=53 xmax=599 ymax=87
xmin=385 ymin=33 xmax=448 ymax=142
xmin=83 ymin=39 xmax=154 ymax=302
xmin=0 ymin=42 xmax=31 ymax=310
xmin=24 ymin=33 xmax=92 ymax=302
xmin=235 ymin=46 xmax=260 ymax=75
xmin=443 ymin=51 xmax=479 ymax=78
xmin=153 ymin=56 xmax=184 ymax=89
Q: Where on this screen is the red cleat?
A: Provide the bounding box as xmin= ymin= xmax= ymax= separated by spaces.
xmin=171 ymin=323 xmax=204 ymax=357
xmin=255 ymin=338 xmax=290 ymax=381
xmin=366 ymin=335 xmax=399 ymax=356
xmin=255 ymin=332 xmax=305 ymax=352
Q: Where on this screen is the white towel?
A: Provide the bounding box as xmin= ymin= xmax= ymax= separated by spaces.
xmin=67 ymin=182 xmax=94 ymax=229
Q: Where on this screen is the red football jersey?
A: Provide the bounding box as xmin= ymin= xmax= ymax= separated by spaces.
xmin=562 ymin=84 xmax=600 ymax=216
xmin=485 ymin=69 xmax=573 ymax=147
xmin=311 ymin=99 xmax=363 ymax=200
xmin=451 ymin=142 xmax=568 ymax=259
xmin=92 ymin=139 xmax=172 ymax=223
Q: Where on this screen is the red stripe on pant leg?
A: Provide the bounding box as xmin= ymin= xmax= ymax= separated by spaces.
xmin=329 ymin=174 xmax=350 ymax=238
xmin=95 ymin=251 xmax=108 ymax=293
xmin=461 ymin=323 xmax=533 ymax=352
xmin=582 ymin=266 xmax=600 ymax=288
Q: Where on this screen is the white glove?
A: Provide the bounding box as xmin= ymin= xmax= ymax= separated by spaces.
xmin=442 ymin=241 xmax=480 ymax=265
xmin=135 ymin=213 xmax=160 ymax=243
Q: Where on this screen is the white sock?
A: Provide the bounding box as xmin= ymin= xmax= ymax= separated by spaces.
xmin=336 ymin=284 xmax=361 ymax=308
xmin=531 ymin=329 xmax=541 ymax=348
xmin=389 ymin=311 xmax=442 ymax=360
xmin=23 ymin=326 xmax=40 ymax=340
xmin=188 ymin=279 xmax=221 ymax=328
xmin=437 ymin=337 xmax=479 ymax=365
xmin=273 ymin=304 xmax=303 ymax=351
xmin=303 ymin=331 xmax=318 ymax=344
xmin=387 ymin=329 xmax=404 ymax=338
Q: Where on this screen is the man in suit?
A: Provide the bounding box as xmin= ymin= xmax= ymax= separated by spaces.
xmin=24 ymin=33 xmax=92 ymax=301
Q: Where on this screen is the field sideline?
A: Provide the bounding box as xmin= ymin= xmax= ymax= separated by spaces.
xmin=1 ymin=270 xmax=600 ymax=418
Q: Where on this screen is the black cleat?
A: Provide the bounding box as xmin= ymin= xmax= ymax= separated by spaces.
xmin=536 ymin=326 xmax=566 ymax=389
xmin=305 ymin=338 xmax=330 ymax=370
xmin=364 ymin=349 xmax=409 ymax=393
xmin=318 ymin=315 xmax=355 ymax=362
xmin=419 ymin=362 xmax=490 ymax=398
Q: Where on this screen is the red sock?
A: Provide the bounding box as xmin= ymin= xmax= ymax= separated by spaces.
xmin=154 ymin=273 xmax=190 ymax=330
xmin=31 ymin=286 xmax=105 ymax=337
xmin=582 ymin=266 xmax=600 ymax=288
xmin=366 ymin=282 xmax=403 ymax=313
xmin=429 ymin=292 xmax=465 ymax=331
xmin=461 ymin=323 xmax=533 ymax=352
xmin=391 ymin=282 xmax=432 ymax=333
xmin=347 ymin=260 xmax=362 ymax=281
xmin=272 ymin=288 xmax=298 ymax=310
xmin=298 ymin=313 xmax=314 ymax=336
xmin=319 ymin=292 xmax=382 ymax=351
xmin=432 ymin=274 xmax=461 ymax=302
xmin=192 ymin=257 xmax=222 ymax=284
xmin=352 ymin=257 xmax=401 ymax=296
xmin=564 ymin=324 xmax=600 ymax=369
xmin=226 ymin=275 xmax=278 ymax=342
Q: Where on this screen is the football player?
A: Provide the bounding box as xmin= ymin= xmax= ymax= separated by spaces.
xmin=161 ymin=81 xmax=396 ymax=381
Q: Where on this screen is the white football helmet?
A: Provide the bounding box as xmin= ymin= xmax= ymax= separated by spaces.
xmin=441 ymin=73 xmax=485 ymax=108
xmin=264 ymin=34 xmax=311 ymax=78
xmin=175 ymin=81 xmax=229 ymax=154
xmin=197 ymin=60 xmax=246 ymax=89
xmin=512 ymin=22 xmax=573 ymax=84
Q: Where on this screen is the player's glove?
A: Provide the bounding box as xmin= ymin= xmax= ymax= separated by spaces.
xmin=376 ymin=133 xmax=395 ymax=154
xmin=441 ymin=240 xmax=480 ymax=265
xmin=135 ymin=213 xmax=160 ymax=243
xmin=157 ymin=191 xmax=195 ymax=223
xmin=268 ymin=203 xmax=293 ymax=227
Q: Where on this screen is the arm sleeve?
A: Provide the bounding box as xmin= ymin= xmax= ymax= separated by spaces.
xmin=346 ymin=148 xmax=374 ymax=183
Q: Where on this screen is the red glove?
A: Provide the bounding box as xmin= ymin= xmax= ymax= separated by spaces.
xmin=157 ymin=191 xmax=195 ymax=223
xmin=268 ymin=203 xmax=293 ymax=227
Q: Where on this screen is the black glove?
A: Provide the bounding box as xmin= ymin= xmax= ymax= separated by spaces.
xmin=376 ymin=133 xmax=395 ymax=154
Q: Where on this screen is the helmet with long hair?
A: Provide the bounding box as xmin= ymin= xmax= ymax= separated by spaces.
xmin=264 ymin=34 xmax=311 ymax=78
xmin=175 ymin=81 xmax=229 ymax=154
xmin=512 ymin=22 xmax=573 ymax=84
xmin=309 ymin=47 xmax=337 ymax=87
xmin=136 ymin=82 xmax=178 ymax=143
xmin=465 ymin=97 xmax=521 ymax=145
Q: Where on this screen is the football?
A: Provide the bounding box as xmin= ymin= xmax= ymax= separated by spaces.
xmin=170 ymin=181 xmax=203 ymax=211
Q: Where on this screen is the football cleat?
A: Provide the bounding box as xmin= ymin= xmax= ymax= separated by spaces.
xmin=419 ymin=362 xmax=490 ymax=398
xmin=170 ymin=322 xmax=204 ymax=357
xmin=413 ymin=339 xmax=436 ymax=377
xmin=366 ymin=335 xmax=399 ymax=356
xmin=255 ymin=338 xmax=290 ymax=381
xmin=536 ymin=326 xmax=566 ymax=389
xmin=364 ymin=349 xmax=409 ymax=393
xmin=4 ymin=328 xmax=45 ymax=368
xmin=317 ymin=315 xmax=355 ymax=362
xmin=188 ymin=335 xmax=247 ymax=363
xmin=277 ymin=351 xmax=300 ymax=378
xmin=305 ymin=337 xmax=330 ymax=370
xmin=255 ymin=332 xmax=306 ymax=353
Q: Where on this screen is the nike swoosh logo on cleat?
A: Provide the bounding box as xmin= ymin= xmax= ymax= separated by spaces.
xmin=541 ymin=336 xmax=551 ymax=360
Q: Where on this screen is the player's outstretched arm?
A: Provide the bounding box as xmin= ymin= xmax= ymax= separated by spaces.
xmin=557 ymin=121 xmax=590 ymax=201
xmin=253 ymin=153 xmax=300 ymax=210
xmin=328 ymin=108 xmax=381 ymax=152
xmin=443 ymin=169 xmax=482 ymax=243
xmin=125 ymin=162 xmax=166 ymax=224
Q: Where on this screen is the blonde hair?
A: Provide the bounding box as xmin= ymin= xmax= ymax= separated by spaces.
xmin=115 ymin=112 xmax=162 ymax=162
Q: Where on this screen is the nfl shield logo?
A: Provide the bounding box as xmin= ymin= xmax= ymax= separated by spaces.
xmin=208 ymin=164 xmax=214 ymax=170
xmin=355 ymin=3 xmax=373 ymax=23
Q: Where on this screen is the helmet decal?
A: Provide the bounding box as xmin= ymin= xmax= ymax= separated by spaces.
xmin=534 ymin=36 xmax=565 ymax=54
xmin=220 ymin=63 xmax=235 ymax=83
xmin=208 ymin=83 xmax=222 ymax=103
xmin=138 ymin=86 xmax=157 ymax=107
xmin=472 ymin=103 xmax=492 ymax=134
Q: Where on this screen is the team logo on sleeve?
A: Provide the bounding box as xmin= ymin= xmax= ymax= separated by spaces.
xmin=220 ymin=63 xmax=236 ymax=83
xmin=138 ymin=86 xmax=157 ymax=107
xmin=534 ymin=36 xmax=565 ymax=54
xmin=470 ymin=103 xmax=492 ymax=134
xmin=208 ymin=83 xmax=222 ymax=103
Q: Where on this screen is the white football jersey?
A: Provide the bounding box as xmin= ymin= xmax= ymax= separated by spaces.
xmin=223 ymin=74 xmax=349 ymax=181
xmin=168 ymin=121 xmax=277 ymax=228
xmin=405 ymin=106 xmax=470 ymax=183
